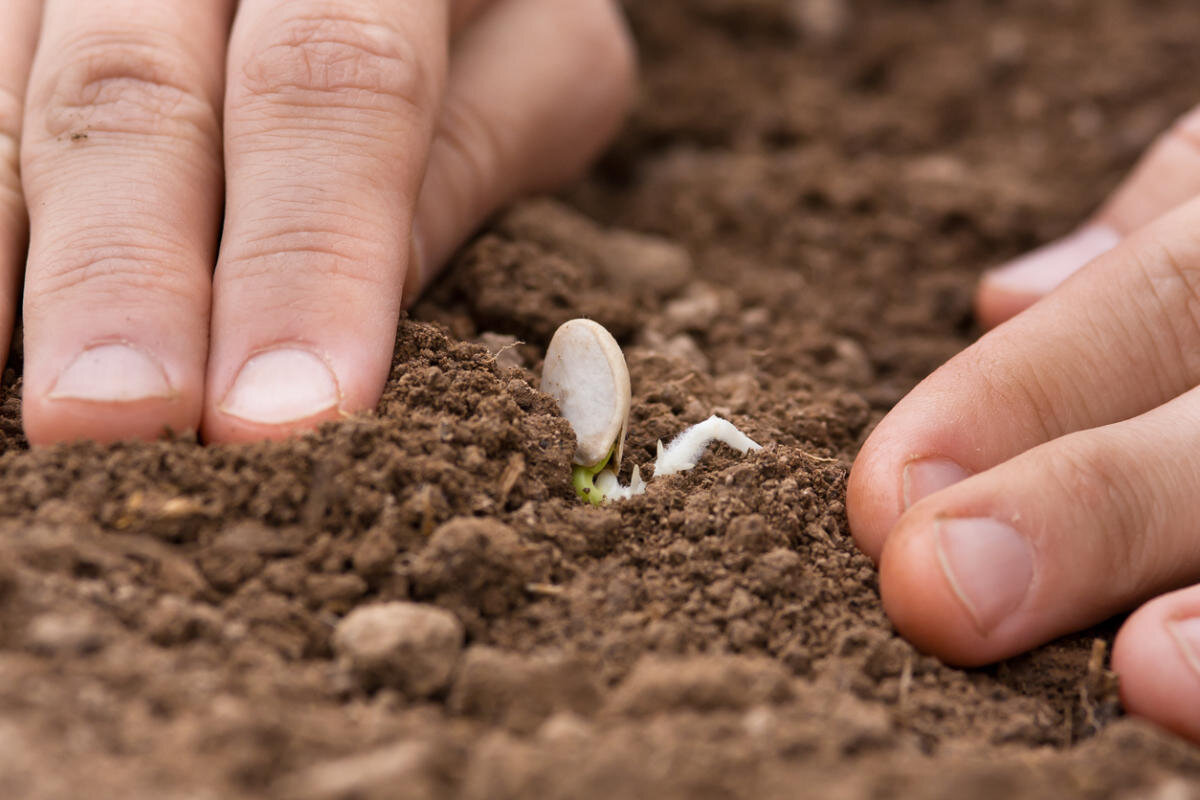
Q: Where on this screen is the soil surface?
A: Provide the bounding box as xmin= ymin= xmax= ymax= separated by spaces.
xmin=5 ymin=1 xmax=1200 ymax=798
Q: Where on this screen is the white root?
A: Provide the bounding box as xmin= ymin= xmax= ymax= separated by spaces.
xmin=594 ymin=416 xmax=762 ymax=501
xmin=654 ymin=415 xmax=762 ymax=476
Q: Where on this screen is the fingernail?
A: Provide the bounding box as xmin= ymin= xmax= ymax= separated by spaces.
xmin=936 ymin=517 xmax=1034 ymax=636
xmin=985 ymin=225 xmax=1120 ymax=295
xmin=903 ymin=457 xmax=971 ymax=509
xmin=219 ymin=347 xmax=340 ymax=425
xmin=49 ymin=343 xmax=172 ymax=402
xmin=1167 ymin=618 xmax=1200 ymax=680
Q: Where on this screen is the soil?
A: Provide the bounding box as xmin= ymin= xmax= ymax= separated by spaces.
xmin=4 ymin=1 xmax=1200 ymax=798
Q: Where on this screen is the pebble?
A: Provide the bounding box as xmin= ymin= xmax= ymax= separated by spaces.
xmin=790 ymin=0 xmax=850 ymax=43
xmin=333 ymin=602 xmax=464 ymax=696
xmin=25 ymin=611 xmax=107 ymax=656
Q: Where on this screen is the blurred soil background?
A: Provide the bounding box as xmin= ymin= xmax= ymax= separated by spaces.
xmin=3 ymin=1 xmax=1200 ymax=797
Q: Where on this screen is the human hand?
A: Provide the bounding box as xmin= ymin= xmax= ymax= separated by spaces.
xmin=847 ymin=105 xmax=1200 ymax=742
xmin=0 ymin=0 xmax=634 ymax=444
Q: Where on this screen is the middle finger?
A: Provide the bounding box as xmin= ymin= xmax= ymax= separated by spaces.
xmin=204 ymin=0 xmax=455 ymax=441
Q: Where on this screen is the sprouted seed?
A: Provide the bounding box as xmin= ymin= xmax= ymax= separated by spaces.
xmin=542 ymin=319 xmax=632 ymax=505
xmin=543 ymin=319 xmax=764 ymax=505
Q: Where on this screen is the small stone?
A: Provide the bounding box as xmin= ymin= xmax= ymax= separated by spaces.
xmin=740 ymin=307 xmax=771 ymax=332
xmin=25 ymin=611 xmax=107 ymax=656
xmin=600 ymin=230 xmax=694 ymax=296
xmin=537 ymin=712 xmax=593 ymax=746
xmin=333 ymin=602 xmax=464 ymax=696
xmin=638 ymin=329 xmax=710 ymax=374
xmin=790 ymin=0 xmax=850 ymax=43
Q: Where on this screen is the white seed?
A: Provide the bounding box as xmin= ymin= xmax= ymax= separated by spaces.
xmin=542 ymin=319 xmax=631 ymax=468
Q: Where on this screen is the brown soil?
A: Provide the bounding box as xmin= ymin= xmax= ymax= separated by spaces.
xmin=4 ymin=1 xmax=1200 ymax=798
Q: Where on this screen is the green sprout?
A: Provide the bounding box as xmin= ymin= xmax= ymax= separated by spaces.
xmin=572 ymin=442 xmax=616 ymax=505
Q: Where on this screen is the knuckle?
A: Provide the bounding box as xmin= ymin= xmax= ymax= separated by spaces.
xmin=1133 ymin=237 xmax=1200 ymax=384
xmin=35 ymin=32 xmax=218 ymax=142
xmin=434 ymin=95 xmax=505 ymax=209
xmin=1042 ymin=436 xmax=1150 ymax=597
xmin=236 ymin=10 xmax=433 ymax=115
xmin=29 ymin=243 xmax=200 ymax=308
xmin=964 ymin=344 xmax=1063 ymax=441
xmin=225 ymin=224 xmax=390 ymax=293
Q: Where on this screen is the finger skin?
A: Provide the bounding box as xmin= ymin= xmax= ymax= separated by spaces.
xmin=20 ymin=0 xmax=232 ymax=444
xmin=451 ymin=0 xmax=499 ymax=32
xmin=878 ymin=387 xmax=1200 ymax=666
xmin=405 ymin=0 xmax=636 ymax=303
xmin=978 ymin=106 xmax=1200 ymax=328
xmin=205 ymin=0 xmax=634 ymax=442
xmin=974 ymin=226 xmax=1119 ymax=330
xmin=203 ymin=0 xmax=452 ymax=443
xmin=849 ymin=194 xmax=1200 ymax=562
xmin=1114 ymin=587 xmax=1200 ymax=743
xmin=0 ymin=1 xmax=43 ymax=374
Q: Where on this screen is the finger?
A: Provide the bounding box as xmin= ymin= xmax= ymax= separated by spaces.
xmin=0 ymin=0 xmax=42 ymax=369
xmin=202 ymin=0 xmax=454 ymax=442
xmin=204 ymin=0 xmax=633 ymax=442
xmin=404 ymin=0 xmax=636 ymax=304
xmin=1113 ymin=585 xmax=1200 ymax=744
xmin=848 ymin=194 xmax=1200 ymax=561
xmin=877 ymin=386 xmax=1200 ymax=666
xmin=450 ymin=0 xmax=497 ymax=31
xmin=977 ymin=106 xmax=1200 ymax=328
xmin=20 ymin=0 xmax=232 ymax=444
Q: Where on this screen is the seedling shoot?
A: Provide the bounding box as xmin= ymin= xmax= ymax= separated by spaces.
xmin=543 ymin=319 xmax=762 ymax=505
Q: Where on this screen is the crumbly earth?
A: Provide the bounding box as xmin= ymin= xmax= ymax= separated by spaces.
xmin=4 ymin=1 xmax=1200 ymax=798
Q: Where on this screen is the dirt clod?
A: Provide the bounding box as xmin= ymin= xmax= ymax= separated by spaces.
xmin=333 ymin=602 xmax=465 ymax=696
